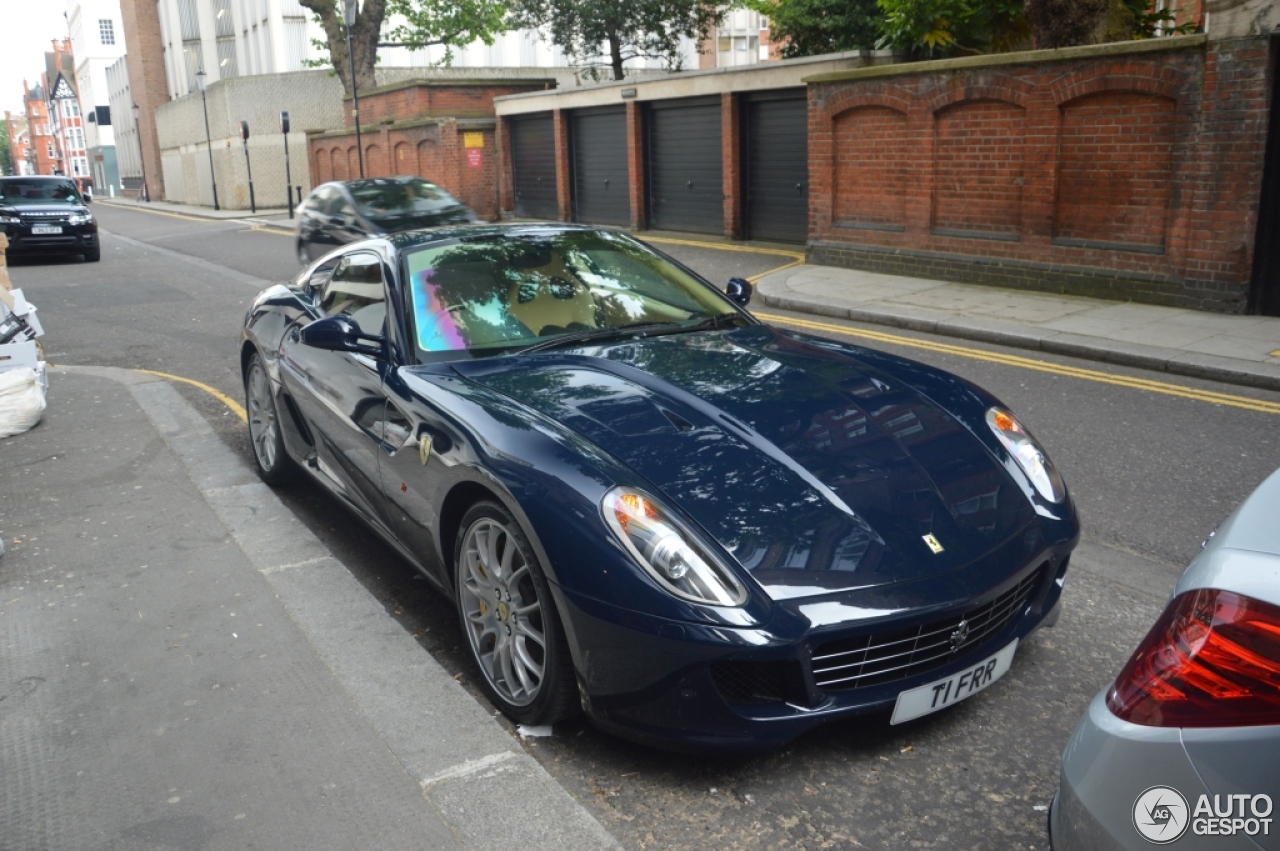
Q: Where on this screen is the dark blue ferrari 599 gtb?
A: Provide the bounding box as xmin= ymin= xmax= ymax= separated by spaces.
xmin=241 ymin=224 xmax=1079 ymax=750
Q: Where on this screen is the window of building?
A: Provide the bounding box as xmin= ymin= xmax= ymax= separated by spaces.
xmin=63 ymin=100 xmax=80 ymax=118
xmin=69 ymin=128 xmax=85 ymax=151
xmin=47 ymin=141 xmax=55 ymax=158
xmin=100 ymin=19 xmax=116 ymax=45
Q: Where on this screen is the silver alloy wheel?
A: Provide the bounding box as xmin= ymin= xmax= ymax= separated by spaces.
xmin=459 ymin=517 xmax=546 ymax=707
xmin=246 ymin=360 xmax=278 ymax=472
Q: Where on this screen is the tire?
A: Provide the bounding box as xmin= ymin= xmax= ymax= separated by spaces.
xmin=84 ymin=246 xmax=101 ymax=262
xmin=297 ymin=240 xmax=312 ymax=266
xmin=244 ymin=352 xmax=297 ymax=485
xmin=454 ymin=500 xmax=578 ymax=725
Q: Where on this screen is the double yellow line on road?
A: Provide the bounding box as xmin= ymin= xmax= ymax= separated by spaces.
xmin=757 ymin=312 xmax=1280 ymax=416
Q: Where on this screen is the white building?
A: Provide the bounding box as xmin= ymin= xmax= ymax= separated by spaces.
xmin=67 ymin=0 xmax=128 ymax=194
xmin=104 ymin=56 xmax=140 ymax=194
xmin=153 ymin=0 xmax=697 ymax=97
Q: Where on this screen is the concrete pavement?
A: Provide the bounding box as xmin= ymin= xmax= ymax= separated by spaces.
xmin=0 ymin=366 xmax=619 ymax=850
xmin=757 ymin=264 xmax=1280 ymax=392
xmin=96 ymin=197 xmax=291 ymax=222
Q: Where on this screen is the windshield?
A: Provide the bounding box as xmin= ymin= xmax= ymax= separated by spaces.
xmin=350 ymin=178 xmax=458 ymax=218
xmin=0 ymin=178 xmax=83 ymax=206
xmin=404 ymin=230 xmax=740 ymax=359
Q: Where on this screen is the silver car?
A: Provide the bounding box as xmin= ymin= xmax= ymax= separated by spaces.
xmin=1051 ymin=468 xmax=1280 ymax=850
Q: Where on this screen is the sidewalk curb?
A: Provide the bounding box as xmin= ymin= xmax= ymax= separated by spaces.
xmin=55 ymin=365 xmax=622 ymax=851
xmin=757 ymin=289 xmax=1280 ymax=393
xmin=97 ymin=197 xmax=289 ymax=222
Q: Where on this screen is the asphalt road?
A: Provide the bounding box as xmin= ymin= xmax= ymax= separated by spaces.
xmin=12 ymin=201 xmax=1280 ymax=850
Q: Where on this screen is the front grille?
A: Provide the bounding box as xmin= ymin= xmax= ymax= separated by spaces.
xmin=812 ymin=563 xmax=1046 ymax=692
xmin=711 ymin=659 xmax=803 ymax=705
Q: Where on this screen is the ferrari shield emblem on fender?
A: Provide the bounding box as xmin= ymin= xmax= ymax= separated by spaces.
xmin=418 ymin=434 xmax=432 ymax=466
xmin=922 ymin=534 xmax=944 ymax=554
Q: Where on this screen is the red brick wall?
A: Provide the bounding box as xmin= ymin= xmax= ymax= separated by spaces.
xmin=345 ymin=82 xmax=551 ymax=128
xmin=626 ymin=102 xmax=646 ymax=229
xmin=722 ymin=93 xmax=743 ymax=239
xmin=833 ymin=106 xmax=912 ymax=229
xmin=809 ymin=37 xmax=1275 ymax=311
xmin=932 ymin=100 xmax=1026 ymax=236
xmin=1055 ymin=92 xmax=1176 ymax=248
xmin=307 ymin=121 xmax=502 ymax=220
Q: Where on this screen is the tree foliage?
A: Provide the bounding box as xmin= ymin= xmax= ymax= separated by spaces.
xmin=743 ymin=0 xmax=881 ymax=58
xmin=0 ymin=121 xmax=11 ymax=176
xmin=875 ymin=0 xmax=1028 ymax=57
xmin=299 ymin=0 xmax=508 ymax=97
xmin=508 ymin=0 xmax=723 ymax=81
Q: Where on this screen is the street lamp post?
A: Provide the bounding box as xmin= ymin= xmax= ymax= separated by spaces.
xmin=131 ymin=103 xmax=147 ymax=202
xmin=343 ymin=0 xmax=365 ymax=179
xmin=196 ymin=67 xmax=220 ymax=211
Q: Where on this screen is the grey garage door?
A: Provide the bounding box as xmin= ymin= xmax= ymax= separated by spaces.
xmin=744 ymin=92 xmax=808 ymax=243
xmin=571 ymin=107 xmax=629 ymax=227
xmin=510 ymin=114 xmax=558 ymax=220
xmin=647 ymin=97 xmax=723 ymax=234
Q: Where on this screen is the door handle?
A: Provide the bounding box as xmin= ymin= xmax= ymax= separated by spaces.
xmin=796 ymin=183 xmax=805 ymax=194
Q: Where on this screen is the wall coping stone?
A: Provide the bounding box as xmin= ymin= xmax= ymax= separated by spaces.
xmin=307 ymin=116 xmax=497 ymax=139
xmin=803 ymin=34 xmax=1207 ymax=84
xmin=342 ymin=77 xmax=559 ymax=102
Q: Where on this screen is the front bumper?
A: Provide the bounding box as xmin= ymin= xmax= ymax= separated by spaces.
xmin=3 ymin=224 xmax=98 ymax=256
xmin=559 ymin=546 xmax=1071 ymax=751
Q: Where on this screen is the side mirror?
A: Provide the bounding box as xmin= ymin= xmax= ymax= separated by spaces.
xmin=726 ymin=277 xmax=753 ymax=307
xmin=299 ymin=315 xmax=383 ymax=356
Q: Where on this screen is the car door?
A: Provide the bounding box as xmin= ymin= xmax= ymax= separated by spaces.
xmin=278 ymin=249 xmax=395 ymax=529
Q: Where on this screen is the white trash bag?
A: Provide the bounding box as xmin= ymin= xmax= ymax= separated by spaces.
xmin=0 ymin=366 xmax=46 ymax=439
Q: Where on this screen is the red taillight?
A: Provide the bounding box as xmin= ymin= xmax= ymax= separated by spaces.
xmin=1107 ymin=589 xmax=1280 ymax=728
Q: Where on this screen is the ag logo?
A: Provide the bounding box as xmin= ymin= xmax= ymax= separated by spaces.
xmin=1133 ymin=786 xmax=1189 ymax=843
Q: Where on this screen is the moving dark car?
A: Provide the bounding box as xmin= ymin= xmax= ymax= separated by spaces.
xmin=295 ymin=176 xmax=476 ymax=265
xmin=0 ymin=175 xmax=99 ymax=262
xmin=242 ymin=224 xmax=1079 ymax=751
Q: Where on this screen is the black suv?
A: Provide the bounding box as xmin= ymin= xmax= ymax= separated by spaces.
xmin=0 ymin=175 xmax=100 ymax=262
xmin=296 ymin=176 xmax=475 ymax=265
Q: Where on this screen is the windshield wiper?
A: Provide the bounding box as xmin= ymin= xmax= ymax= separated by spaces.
xmin=519 ymin=321 xmax=676 ymax=355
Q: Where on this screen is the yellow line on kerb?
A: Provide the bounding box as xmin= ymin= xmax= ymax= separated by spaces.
xmin=756 ymin=312 xmax=1280 ymax=416
xmin=135 ymin=369 xmax=248 ymax=422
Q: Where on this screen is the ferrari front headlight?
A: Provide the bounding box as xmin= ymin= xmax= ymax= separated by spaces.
xmin=986 ymin=407 xmax=1065 ymax=503
xmin=602 ymin=487 xmax=747 ymax=607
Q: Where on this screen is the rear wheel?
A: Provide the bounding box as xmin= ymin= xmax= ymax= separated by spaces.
xmin=244 ymin=352 xmax=297 ymax=484
xmin=454 ymin=501 xmax=577 ymax=725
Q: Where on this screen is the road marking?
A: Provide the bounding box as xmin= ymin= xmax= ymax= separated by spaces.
xmin=420 ymin=751 xmax=518 ymax=789
xmin=248 ymin=223 xmax=294 ymax=236
xmin=642 ymin=235 xmax=806 ymax=260
xmin=756 ymin=312 xmax=1280 ymax=415
xmin=748 ymin=258 xmax=803 ymax=282
xmin=134 ymin=369 xmax=248 ymax=422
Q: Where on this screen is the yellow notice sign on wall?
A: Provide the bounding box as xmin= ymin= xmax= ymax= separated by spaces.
xmin=463 ymin=132 xmax=485 ymax=149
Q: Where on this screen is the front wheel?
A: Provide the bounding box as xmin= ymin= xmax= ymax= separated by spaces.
xmin=454 ymin=501 xmax=577 ymax=725
xmin=297 ymin=240 xmax=312 ymax=266
xmin=84 ymin=246 xmax=101 ymax=262
xmin=244 ymin=352 xmax=297 ymax=485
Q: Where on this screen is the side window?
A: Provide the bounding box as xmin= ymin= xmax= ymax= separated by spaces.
xmin=320 ymin=252 xmax=386 ymax=336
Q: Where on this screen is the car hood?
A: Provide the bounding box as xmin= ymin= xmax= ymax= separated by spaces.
xmin=0 ymin=203 xmax=88 ymax=217
xmin=452 ymin=325 xmax=1038 ymax=600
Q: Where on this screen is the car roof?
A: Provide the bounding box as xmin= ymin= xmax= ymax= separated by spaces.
xmin=384 ymin=222 xmax=608 ymax=253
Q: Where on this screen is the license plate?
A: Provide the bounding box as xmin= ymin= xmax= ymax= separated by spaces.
xmin=890 ymin=639 xmax=1018 ymax=724
xmin=32 ymin=225 xmax=62 ymax=234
